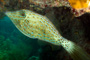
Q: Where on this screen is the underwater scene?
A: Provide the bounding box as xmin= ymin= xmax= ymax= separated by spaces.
xmin=0 ymin=0 xmax=90 ymax=60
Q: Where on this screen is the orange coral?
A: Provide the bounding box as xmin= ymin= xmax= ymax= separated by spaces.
xmin=68 ymin=0 xmax=90 ymax=10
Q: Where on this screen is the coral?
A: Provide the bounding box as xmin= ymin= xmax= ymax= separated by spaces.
xmin=0 ymin=37 xmax=33 ymax=60
xmin=0 ymin=29 xmax=33 ymax=60
xmin=29 ymin=0 xmax=70 ymax=8
xmin=0 ymin=0 xmax=90 ymax=17
xmin=0 ymin=38 xmax=11 ymax=60
xmin=69 ymin=0 xmax=89 ymax=9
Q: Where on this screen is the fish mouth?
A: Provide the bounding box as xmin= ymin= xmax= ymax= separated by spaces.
xmin=5 ymin=9 xmax=26 ymax=18
xmin=5 ymin=11 xmax=13 ymax=19
xmin=5 ymin=11 xmax=11 ymax=16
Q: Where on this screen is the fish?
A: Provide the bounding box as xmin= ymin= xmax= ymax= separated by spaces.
xmin=5 ymin=9 xmax=90 ymax=60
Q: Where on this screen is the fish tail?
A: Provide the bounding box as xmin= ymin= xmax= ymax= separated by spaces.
xmin=60 ymin=39 xmax=90 ymax=60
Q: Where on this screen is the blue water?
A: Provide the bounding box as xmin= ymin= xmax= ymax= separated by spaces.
xmin=0 ymin=16 xmax=40 ymax=60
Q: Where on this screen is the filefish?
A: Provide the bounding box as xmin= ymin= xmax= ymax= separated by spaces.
xmin=5 ymin=9 xmax=90 ymax=60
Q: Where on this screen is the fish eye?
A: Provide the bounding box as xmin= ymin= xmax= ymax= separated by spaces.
xmin=19 ymin=10 xmax=26 ymax=17
xmin=21 ymin=12 xmax=25 ymax=16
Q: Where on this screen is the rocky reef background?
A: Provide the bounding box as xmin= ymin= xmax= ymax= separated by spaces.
xmin=0 ymin=0 xmax=90 ymax=60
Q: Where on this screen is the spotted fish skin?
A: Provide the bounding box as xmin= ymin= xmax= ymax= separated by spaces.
xmin=5 ymin=9 xmax=70 ymax=50
xmin=5 ymin=9 xmax=90 ymax=60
